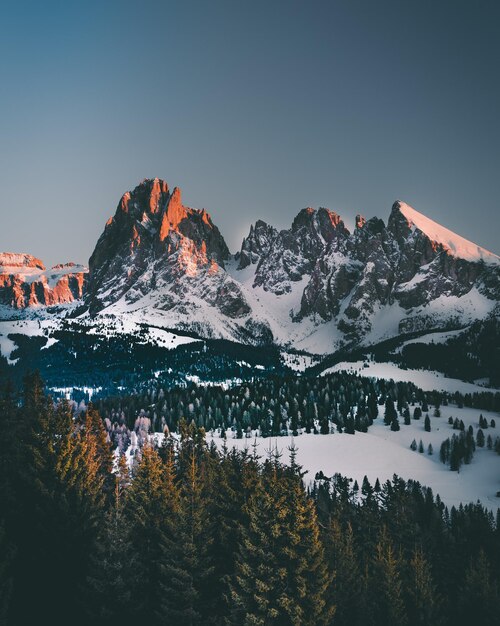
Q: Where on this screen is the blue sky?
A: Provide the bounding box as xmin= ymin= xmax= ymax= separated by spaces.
xmin=0 ymin=0 xmax=499 ymax=266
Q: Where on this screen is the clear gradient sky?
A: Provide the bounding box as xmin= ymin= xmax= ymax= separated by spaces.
xmin=0 ymin=0 xmax=499 ymax=267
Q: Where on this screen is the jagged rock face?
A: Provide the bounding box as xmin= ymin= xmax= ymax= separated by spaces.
xmin=387 ymin=201 xmax=497 ymax=308
xmin=86 ymin=178 xmax=249 ymax=319
xmin=237 ymin=220 xmax=278 ymax=270
xmin=252 ymin=207 xmax=350 ymax=295
xmin=292 ymin=201 xmax=500 ymax=340
xmin=0 ymin=254 xmax=86 ymax=308
xmin=296 ymin=216 xmax=389 ymax=319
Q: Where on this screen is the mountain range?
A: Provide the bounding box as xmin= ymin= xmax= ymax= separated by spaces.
xmin=1 ymin=177 xmax=499 ymax=387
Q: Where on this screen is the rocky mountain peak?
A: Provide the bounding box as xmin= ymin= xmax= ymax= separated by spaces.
xmin=4 ymin=180 xmax=497 ymax=356
xmin=86 ymin=178 xmax=231 ymax=314
xmin=387 ymin=200 xmax=413 ymax=238
xmin=0 ymin=253 xmax=46 ymax=271
xmin=147 ymin=177 xmax=170 ymax=213
xmin=290 ymin=206 xmax=349 ymax=242
xmin=388 ymin=200 xmax=500 ymax=265
xmin=237 ymin=220 xmax=278 ymax=270
xmin=250 ymin=206 xmax=351 ymax=295
xmin=355 ymin=214 xmax=366 ymax=229
xmin=291 ymin=207 xmax=316 ymax=230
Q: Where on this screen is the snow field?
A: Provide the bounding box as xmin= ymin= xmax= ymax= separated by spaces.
xmin=212 ymin=404 xmax=500 ymax=511
xmin=322 ymin=360 xmax=499 ymax=395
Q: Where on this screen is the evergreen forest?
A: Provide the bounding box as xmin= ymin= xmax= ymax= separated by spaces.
xmin=0 ymin=373 xmax=499 ymax=625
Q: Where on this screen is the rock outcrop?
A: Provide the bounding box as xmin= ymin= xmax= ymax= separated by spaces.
xmin=0 ymin=254 xmax=86 ymax=308
xmin=85 ymin=178 xmax=250 ymax=325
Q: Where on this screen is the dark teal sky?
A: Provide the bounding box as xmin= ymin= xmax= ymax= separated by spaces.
xmin=1 ymin=0 xmax=499 ymax=267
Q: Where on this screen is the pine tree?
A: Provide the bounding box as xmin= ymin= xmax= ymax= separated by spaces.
xmin=126 ymin=444 xmax=175 ymax=623
xmin=229 ymin=460 xmax=332 ymax=625
xmin=83 ymin=404 xmax=115 ymax=494
xmin=476 ymin=428 xmax=485 ymax=447
xmin=158 ymin=449 xmax=215 ymax=624
xmin=440 ymin=439 xmax=450 ymax=464
xmin=457 ymin=549 xmax=500 ymax=625
xmin=406 ymin=547 xmax=441 ymax=626
xmin=229 ymin=470 xmax=280 ymax=625
xmin=326 ymin=519 xmax=359 ymax=626
xmin=384 ymin=398 xmax=397 ymax=426
xmin=10 ymin=378 xmax=106 ymax=626
xmin=424 ymin=415 xmax=431 ymax=432
xmin=53 ymin=409 xmax=107 ymax=622
xmin=209 ymin=448 xmax=246 ymax=622
xmin=368 ymin=527 xmax=408 ymax=626
xmin=281 ymin=464 xmax=333 ymax=625
xmin=85 ymin=457 xmax=136 ymax=625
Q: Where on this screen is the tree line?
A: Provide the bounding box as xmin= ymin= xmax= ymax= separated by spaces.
xmin=79 ymin=371 xmax=500 ymax=453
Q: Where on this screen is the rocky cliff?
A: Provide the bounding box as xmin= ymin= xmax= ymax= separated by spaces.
xmin=0 ymin=253 xmax=87 ymax=308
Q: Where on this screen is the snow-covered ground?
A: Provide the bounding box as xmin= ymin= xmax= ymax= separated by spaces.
xmin=0 ymin=317 xmax=62 ymax=363
xmin=280 ymin=351 xmax=320 ymax=372
xmin=396 ymin=328 xmax=467 ymax=351
xmin=322 ymin=360 xmax=499 ymax=395
xmin=51 ymin=386 xmax=103 ymax=400
xmin=85 ymin=316 xmax=199 ymax=349
xmin=0 ymin=315 xmax=200 ymax=364
xmin=211 ymin=404 xmax=500 ymax=511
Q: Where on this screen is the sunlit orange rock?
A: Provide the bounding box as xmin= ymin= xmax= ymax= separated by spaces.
xmin=0 ymin=253 xmax=88 ymax=309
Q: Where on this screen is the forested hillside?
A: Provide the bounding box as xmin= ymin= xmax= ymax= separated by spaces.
xmin=85 ymin=371 xmax=500 ymax=454
xmin=1 ymin=374 xmax=499 ymax=625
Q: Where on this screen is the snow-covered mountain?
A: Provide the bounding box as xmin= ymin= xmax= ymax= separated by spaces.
xmin=1 ymin=178 xmax=499 ymax=360
xmin=79 ymin=179 xmax=500 ymax=353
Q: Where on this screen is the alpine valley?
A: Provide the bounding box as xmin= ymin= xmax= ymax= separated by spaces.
xmin=1 ymin=177 xmax=499 ymax=391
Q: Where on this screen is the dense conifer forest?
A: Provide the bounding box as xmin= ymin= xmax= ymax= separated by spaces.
xmin=1 ymin=373 xmax=499 ymax=625
xmin=84 ymin=371 xmax=500 ymax=457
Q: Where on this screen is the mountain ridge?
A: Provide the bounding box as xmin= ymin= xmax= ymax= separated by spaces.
xmin=1 ymin=178 xmax=499 ymax=358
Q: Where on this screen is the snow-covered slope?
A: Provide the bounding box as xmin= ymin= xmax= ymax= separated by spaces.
xmin=397 ymin=202 xmax=500 ymax=265
xmin=216 ymin=403 xmax=500 ymax=510
xmin=321 ymin=360 xmax=499 ymax=395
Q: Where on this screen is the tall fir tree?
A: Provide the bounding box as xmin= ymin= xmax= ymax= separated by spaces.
xmin=85 ymin=454 xmax=136 ymax=626
xmin=457 ymin=549 xmax=500 ymax=626
xmin=325 ymin=519 xmax=360 ymax=626
xmin=126 ymin=444 xmax=175 ymax=624
xmin=229 ymin=457 xmax=332 ymax=625
xmin=405 ymin=547 xmax=441 ymax=626
xmin=368 ymin=527 xmax=408 ymax=626
xmin=158 ymin=448 xmax=215 ymax=624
